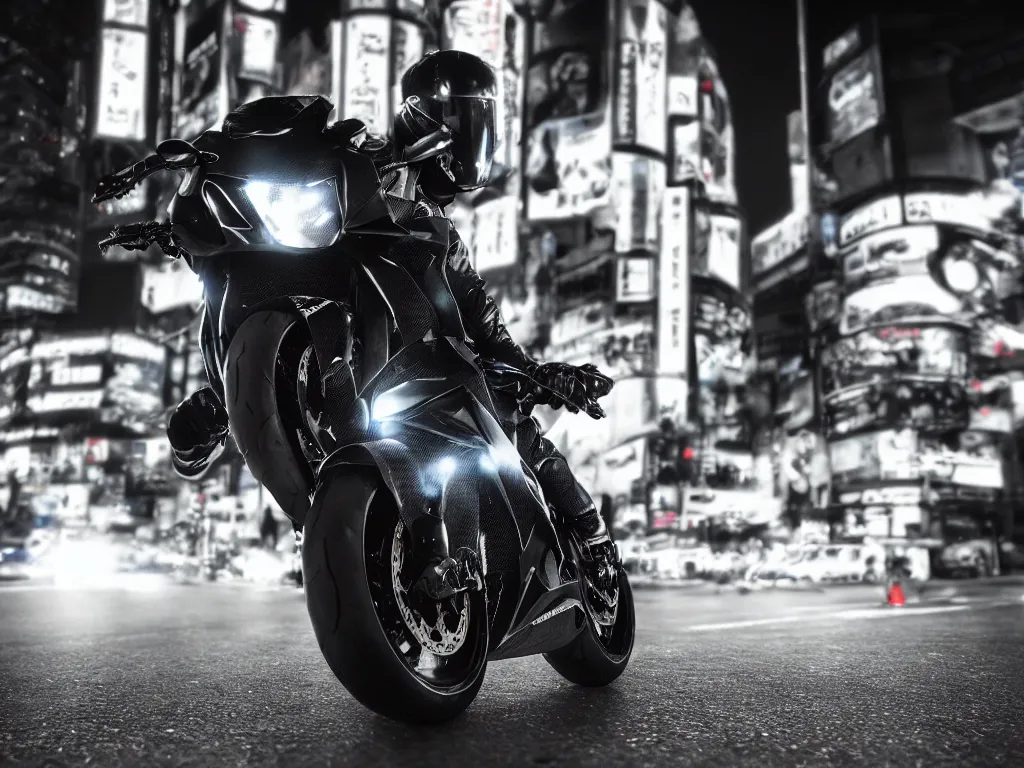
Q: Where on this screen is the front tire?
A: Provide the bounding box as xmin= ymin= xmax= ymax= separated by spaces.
xmin=544 ymin=562 xmax=635 ymax=687
xmin=302 ymin=467 xmax=488 ymax=724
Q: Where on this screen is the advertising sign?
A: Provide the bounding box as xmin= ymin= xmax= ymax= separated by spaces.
xmin=95 ymin=27 xmax=149 ymax=142
xmin=235 ymin=12 xmax=279 ymax=84
xmin=614 ymin=0 xmax=668 ymax=154
xmin=839 ymin=275 xmax=972 ymax=336
xmin=829 ymin=429 xmax=918 ymax=486
xmin=667 ymin=119 xmax=700 ymax=186
xmin=24 ymin=334 xmax=166 ymax=419
xmin=104 ymin=0 xmax=150 ymax=26
xmin=342 ymin=14 xmax=392 ymax=135
xmin=470 ymin=195 xmax=518 ymax=273
xmin=657 ymin=188 xmax=689 ymax=377
xmin=903 ymin=190 xmax=1015 ymax=238
xmin=616 ymin=257 xmax=654 ymax=303
xmin=841 ymin=226 xmax=940 ymax=292
xmin=805 ymin=280 xmax=841 ymax=333
xmin=442 ymin=0 xmax=503 ymax=71
xmin=667 ymin=74 xmax=698 ymax=119
xmin=526 ymin=111 xmax=612 ymax=221
xmin=694 ymin=212 xmax=741 ymax=290
xmin=177 ymin=1 xmax=224 ymax=140
xmin=825 ymin=46 xmax=883 ymax=148
xmin=824 ymin=378 xmax=970 ymax=438
xmin=392 ymin=19 xmax=427 ymax=117
xmin=837 ymin=194 xmax=903 ymax=248
xmin=140 ymin=259 xmax=205 ymax=315
xmin=692 ymin=279 xmax=749 ymax=391
xmin=612 ymin=153 xmax=665 ymax=254
xmin=750 ymin=210 xmax=809 ymax=277
xmin=918 ymin=434 xmax=1004 ymax=489
xmin=821 ymin=326 xmax=970 ymax=399
xmin=548 ymin=303 xmax=655 ymax=380
xmin=822 ymin=24 xmax=861 ymax=71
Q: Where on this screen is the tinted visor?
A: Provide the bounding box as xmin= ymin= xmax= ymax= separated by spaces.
xmin=433 ymin=96 xmax=497 ymax=190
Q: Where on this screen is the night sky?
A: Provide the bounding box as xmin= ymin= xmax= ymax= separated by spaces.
xmin=690 ymin=0 xmax=801 ymax=235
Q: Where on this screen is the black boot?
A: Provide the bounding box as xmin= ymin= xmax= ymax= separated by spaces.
xmin=408 ymin=513 xmax=465 ymax=601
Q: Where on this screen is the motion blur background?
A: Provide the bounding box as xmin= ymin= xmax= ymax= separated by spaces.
xmin=3 ymin=0 xmax=1024 ymax=589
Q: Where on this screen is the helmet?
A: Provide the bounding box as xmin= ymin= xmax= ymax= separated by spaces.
xmin=394 ymin=50 xmax=499 ymax=192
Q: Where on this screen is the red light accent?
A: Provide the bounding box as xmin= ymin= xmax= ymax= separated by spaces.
xmin=971 ymin=380 xmax=983 ymax=391
xmin=682 ymin=447 xmax=695 ymax=460
xmin=700 ymin=79 xmax=714 ymax=94
xmin=980 ymin=408 xmax=991 ymax=416
xmin=234 ymin=17 xmax=248 ymax=33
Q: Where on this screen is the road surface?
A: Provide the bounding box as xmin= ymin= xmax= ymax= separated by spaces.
xmin=1 ymin=577 xmax=1022 ymax=767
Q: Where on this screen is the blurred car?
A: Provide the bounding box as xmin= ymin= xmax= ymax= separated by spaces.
xmin=938 ymin=538 xmax=997 ymax=578
xmin=765 ymin=544 xmax=883 ymax=583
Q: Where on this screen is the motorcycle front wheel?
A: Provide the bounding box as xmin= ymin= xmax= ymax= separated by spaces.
xmin=302 ymin=466 xmax=489 ymax=724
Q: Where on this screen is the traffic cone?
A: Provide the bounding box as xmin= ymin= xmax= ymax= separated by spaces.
xmin=886 ymin=582 xmax=906 ymax=607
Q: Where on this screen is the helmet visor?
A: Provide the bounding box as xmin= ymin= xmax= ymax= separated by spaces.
xmin=438 ymin=96 xmax=498 ymax=190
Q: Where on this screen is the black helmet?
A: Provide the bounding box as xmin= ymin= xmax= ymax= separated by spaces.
xmin=394 ymin=50 xmax=499 ymax=192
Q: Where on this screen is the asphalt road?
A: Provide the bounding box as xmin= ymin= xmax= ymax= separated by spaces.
xmin=1 ymin=577 xmax=1023 ymax=768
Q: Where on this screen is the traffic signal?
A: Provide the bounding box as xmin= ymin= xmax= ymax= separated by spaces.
xmin=677 ymin=444 xmax=695 ymax=484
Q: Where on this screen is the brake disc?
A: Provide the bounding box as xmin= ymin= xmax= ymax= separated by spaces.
xmin=391 ymin=520 xmax=470 ymax=657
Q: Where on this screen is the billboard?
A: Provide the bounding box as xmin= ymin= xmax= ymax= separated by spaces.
xmin=691 ymin=280 xmax=750 ymax=427
xmin=839 ymin=276 xmax=972 ymax=336
xmin=828 ymin=429 xmax=919 ymax=487
xmin=824 ymin=378 xmax=970 ymax=438
xmin=0 ymin=340 xmax=31 ymax=426
xmin=103 ymin=0 xmax=150 ymax=26
xmin=840 ymin=226 xmax=940 ymax=293
xmin=667 ymin=119 xmax=700 ymax=186
xmin=23 ymin=334 xmax=166 ymax=420
xmin=750 ymin=210 xmax=809 ymax=278
xmin=141 ymin=259 xmax=205 ymax=315
xmin=234 ymin=12 xmax=279 ymax=84
xmin=525 ymin=111 xmax=613 ymax=220
xmin=836 ymin=194 xmax=903 ymax=249
xmin=176 ymin=0 xmax=225 ymax=140
xmin=470 ymin=195 xmax=518 ymax=273
xmin=611 ymin=153 xmax=665 ymax=254
xmin=820 ymin=326 xmax=970 ymax=400
xmin=95 ymin=26 xmax=150 ymax=142
xmin=548 ymin=301 xmax=655 ymax=380
xmin=616 ymin=256 xmax=654 ymax=303
xmin=692 ymin=208 xmax=741 ymax=290
xmin=614 ymin=0 xmax=668 ymax=155
xmin=824 ymin=45 xmax=883 ymax=149
xmin=918 ymin=433 xmax=1004 ymax=490
xmin=523 ymin=0 xmax=610 ymax=220
xmin=657 ymin=188 xmax=689 ymax=377
xmin=341 ymin=14 xmax=392 ymax=136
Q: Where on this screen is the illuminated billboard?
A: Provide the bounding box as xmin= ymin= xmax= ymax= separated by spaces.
xmin=95 ymin=26 xmax=150 ymax=142
xmin=824 ymin=45 xmax=883 ymax=148
xmin=341 ymin=14 xmax=392 ymax=136
xmin=657 ymin=188 xmax=690 ymax=377
xmin=614 ymin=0 xmax=668 ymax=155
xmin=612 ymin=153 xmax=665 ymax=254
xmin=821 ymin=326 xmax=970 ymax=399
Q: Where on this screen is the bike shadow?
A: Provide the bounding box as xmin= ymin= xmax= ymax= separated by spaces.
xmin=351 ymin=680 xmax=634 ymax=760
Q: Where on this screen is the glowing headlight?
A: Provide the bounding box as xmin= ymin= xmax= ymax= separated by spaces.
xmin=942 ymin=258 xmax=980 ymax=293
xmin=244 ymin=179 xmax=342 ymax=249
xmin=437 ymin=457 xmax=457 ymax=479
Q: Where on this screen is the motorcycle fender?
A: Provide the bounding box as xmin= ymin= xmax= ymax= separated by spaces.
xmin=319 ymin=439 xmax=429 ymax=533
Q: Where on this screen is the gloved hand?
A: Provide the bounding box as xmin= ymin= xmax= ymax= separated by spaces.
xmin=529 ymin=362 xmax=614 ymax=419
xmin=167 ymin=387 xmax=230 ymax=463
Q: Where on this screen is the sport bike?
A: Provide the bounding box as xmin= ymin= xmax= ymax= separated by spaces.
xmin=92 ymin=97 xmax=635 ymax=723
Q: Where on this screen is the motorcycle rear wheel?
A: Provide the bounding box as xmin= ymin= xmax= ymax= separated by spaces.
xmin=543 ymin=558 xmax=635 ymax=687
xmin=302 ymin=466 xmax=488 ymax=724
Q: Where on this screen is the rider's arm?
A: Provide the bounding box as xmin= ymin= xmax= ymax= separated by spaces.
xmin=444 ymin=226 xmax=537 ymax=373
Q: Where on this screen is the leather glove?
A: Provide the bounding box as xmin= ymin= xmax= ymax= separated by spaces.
xmin=167 ymin=387 xmax=230 ymax=464
xmin=529 ymin=362 xmax=614 ymax=420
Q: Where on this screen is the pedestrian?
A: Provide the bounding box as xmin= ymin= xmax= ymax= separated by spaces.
xmin=260 ymin=506 xmax=279 ymax=550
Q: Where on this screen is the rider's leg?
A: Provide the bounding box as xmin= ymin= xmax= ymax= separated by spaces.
xmin=514 ymin=417 xmax=610 ymax=547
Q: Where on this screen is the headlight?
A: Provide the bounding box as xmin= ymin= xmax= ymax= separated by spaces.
xmin=244 ymin=178 xmax=342 ymax=249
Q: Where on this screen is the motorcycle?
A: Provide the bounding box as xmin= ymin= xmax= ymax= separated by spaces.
xmin=93 ymin=96 xmax=635 ymax=724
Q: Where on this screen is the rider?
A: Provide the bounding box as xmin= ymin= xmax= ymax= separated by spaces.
xmin=387 ymin=50 xmax=615 ymax=594
xmin=166 ymin=51 xmax=615 ymax=596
